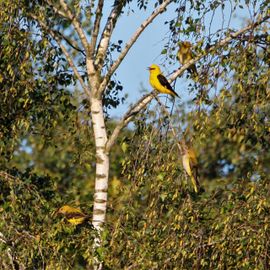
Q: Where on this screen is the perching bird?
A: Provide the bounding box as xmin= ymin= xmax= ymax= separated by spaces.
xmin=148 ymin=64 xmax=179 ymax=98
xmin=56 ymin=205 xmax=90 ymax=225
xmin=179 ymin=140 xmax=200 ymax=193
xmin=177 ymin=41 xmax=198 ymax=76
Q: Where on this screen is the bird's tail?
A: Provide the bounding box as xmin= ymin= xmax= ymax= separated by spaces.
xmin=171 ymin=89 xmax=180 ymax=98
xmin=191 ymin=175 xmax=199 ymax=193
xmin=189 ymin=64 xmax=198 ymax=77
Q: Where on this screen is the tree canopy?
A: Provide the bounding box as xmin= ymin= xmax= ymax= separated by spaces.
xmin=0 ymin=0 xmax=269 ymax=269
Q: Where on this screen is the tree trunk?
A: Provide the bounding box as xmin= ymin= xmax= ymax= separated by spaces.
xmin=91 ymin=97 xmax=109 ymax=229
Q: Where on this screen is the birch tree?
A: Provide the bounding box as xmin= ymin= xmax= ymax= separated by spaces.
xmin=28 ymin=0 xmax=177 ymax=231
xmin=28 ymin=0 xmax=267 ymax=246
xmin=28 ymin=0 xmax=268 ymax=227
xmin=1 ymin=0 xmax=269 ymax=268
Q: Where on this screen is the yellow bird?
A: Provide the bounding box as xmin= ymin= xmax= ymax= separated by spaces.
xmin=179 ymin=140 xmax=200 ymax=193
xmin=56 ymin=205 xmax=90 ymax=225
xmin=148 ymin=64 xmax=179 ymax=98
xmin=177 ymin=41 xmax=198 ymax=76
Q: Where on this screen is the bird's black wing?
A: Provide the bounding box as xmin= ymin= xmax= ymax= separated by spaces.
xmin=157 ymin=74 xmax=174 ymax=91
xmin=157 ymin=74 xmax=179 ymax=98
xmin=188 ymin=64 xmax=198 ymax=76
xmin=66 ymin=212 xmax=87 ymax=219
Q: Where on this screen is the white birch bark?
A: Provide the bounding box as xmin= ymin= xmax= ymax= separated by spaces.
xmin=90 ymin=98 xmax=109 ymax=228
xmin=90 ymin=97 xmax=109 ymax=270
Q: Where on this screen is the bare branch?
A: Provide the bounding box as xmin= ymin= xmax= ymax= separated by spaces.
xmin=105 ymin=92 xmax=156 ymax=153
xmin=99 ymin=0 xmax=173 ymax=94
xmin=94 ymin=0 xmax=124 ymax=69
xmin=170 ymin=14 xmax=270 ymax=82
xmin=29 ymin=14 xmax=91 ymax=99
xmin=105 ymin=14 xmax=269 ymax=153
xmin=90 ymin=0 xmax=104 ymax=58
xmin=45 ymin=1 xmax=86 ymax=55
xmin=57 ymin=31 xmax=86 ymax=55
xmin=58 ymin=0 xmax=89 ymax=51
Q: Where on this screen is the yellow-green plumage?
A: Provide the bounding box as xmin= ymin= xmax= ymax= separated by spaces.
xmin=180 ymin=140 xmax=200 ymax=193
xmin=56 ymin=205 xmax=90 ymax=225
xmin=178 ymin=41 xmax=198 ymax=76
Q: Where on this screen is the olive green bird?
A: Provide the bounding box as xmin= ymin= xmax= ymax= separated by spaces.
xmin=177 ymin=41 xmax=198 ymax=76
xmin=56 ymin=205 xmax=91 ymax=225
xmin=179 ymin=140 xmax=200 ymax=193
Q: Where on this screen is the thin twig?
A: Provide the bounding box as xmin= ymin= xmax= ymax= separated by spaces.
xmin=154 ymin=96 xmax=182 ymax=153
xmin=57 ymin=31 xmax=86 ymax=55
xmin=59 ymin=0 xmax=89 ymax=51
xmin=90 ymin=0 xmax=104 ymax=58
xmin=105 ymin=92 xmax=156 ymax=152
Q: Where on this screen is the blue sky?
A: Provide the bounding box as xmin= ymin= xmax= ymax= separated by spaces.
xmin=97 ymin=1 xmax=253 ymax=118
xmin=109 ymin=2 xmax=184 ymax=117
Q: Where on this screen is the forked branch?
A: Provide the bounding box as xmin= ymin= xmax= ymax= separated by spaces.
xmin=98 ymin=0 xmax=174 ymax=94
xmin=90 ymin=0 xmax=104 ymax=58
xmin=94 ymin=0 xmax=124 ymax=69
xmin=58 ymin=0 xmax=89 ymax=51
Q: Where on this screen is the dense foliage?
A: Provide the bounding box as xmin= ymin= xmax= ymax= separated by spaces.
xmin=103 ymin=109 xmax=270 ymax=269
xmin=0 ymin=0 xmax=269 ymax=269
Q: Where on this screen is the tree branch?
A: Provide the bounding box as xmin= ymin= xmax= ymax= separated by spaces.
xmin=90 ymin=0 xmax=104 ymax=58
xmin=105 ymin=14 xmax=269 ymax=153
xmin=30 ymin=14 xmax=91 ymax=99
xmin=99 ymin=0 xmax=173 ymax=94
xmin=45 ymin=1 xmax=86 ymax=55
xmin=58 ymin=0 xmax=89 ymax=52
xmin=94 ymin=0 xmax=124 ymax=69
xmin=105 ymin=92 xmax=156 ymax=153
xmin=170 ymin=14 xmax=270 ymax=81
xmin=154 ymin=96 xmax=182 ymax=153
xmin=57 ymin=31 xmax=86 ymax=55
xmin=46 ymin=0 xmax=67 ymax=18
